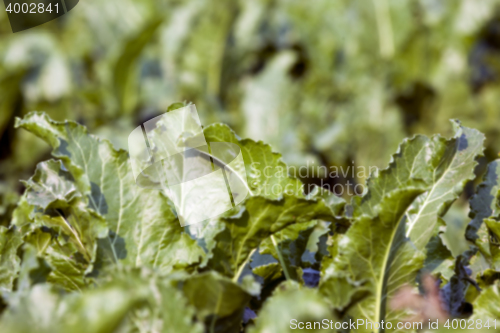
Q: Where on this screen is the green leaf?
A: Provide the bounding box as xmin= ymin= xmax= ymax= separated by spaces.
xmin=321 ymin=133 xmax=435 ymax=331
xmin=208 ymin=194 xmax=336 ymax=279
xmin=15 ymin=112 xmax=204 ymax=275
xmin=2 ymin=267 xmax=203 ymax=333
xmin=423 ymin=233 xmax=455 ymax=281
xmin=484 ymin=218 xmax=500 ymax=271
xmin=35 ymin=203 xmax=107 ymax=262
xmin=471 ymin=284 xmax=500 ymax=321
xmin=0 ymin=226 xmax=23 ymax=294
xmin=304 ymin=221 xmax=331 ymax=265
xmin=127 ymin=275 xmax=203 ymax=333
xmin=352 ymin=121 xmax=484 ymax=253
xmin=203 ymin=124 xmax=304 ymax=199
xmin=167 ymin=102 xmax=188 ymax=112
xmin=154 ymin=282 xmax=204 ymax=333
xmin=248 ymin=281 xmax=336 ymax=333
xmin=440 ymin=209 xmax=471 ymax=258
xmin=253 ymin=263 xmax=283 ymax=284
xmin=13 ymin=200 xmax=107 ymax=292
xmin=17 ymin=159 xmax=108 ymax=288
xmin=15 ymin=243 xmax=51 ymax=293
xmin=406 ymin=121 xmax=485 ymax=250
xmin=323 ymin=189 xmax=425 ymax=332
xmin=467 ymin=160 xmax=500 ymax=269
xmin=351 ymin=134 xmax=431 ymax=219
xmin=183 ymin=271 xmax=251 ymax=319
xmin=309 ymin=191 xmax=346 ymax=217
xmin=259 ymin=220 xmax=317 ymax=281
xmin=22 ymin=160 xmax=85 ymax=210
xmin=113 ymin=18 xmax=164 ymax=115
xmin=319 ymin=122 xmax=484 ymax=330
xmin=0 ymin=281 xmax=146 ymax=333
xmin=43 ymin=243 xmax=90 ymax=291
xmin=21 ymin=229 xmax=89 ymax=292
xmin=319 ymin=275 xmax=368 ymax=311
xmin=256 ymin=188 xmax=345 ymax=283
xmin=22 ymin=158 xmax=108 ymax=268
xmin=240 ymin=274 xmax=261 ymax=297
xmin=11 ymin=196 xmax=35 ymax=234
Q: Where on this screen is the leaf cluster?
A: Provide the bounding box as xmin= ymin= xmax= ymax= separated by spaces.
xmin=0 ymin=112 xmax=500 ymax=332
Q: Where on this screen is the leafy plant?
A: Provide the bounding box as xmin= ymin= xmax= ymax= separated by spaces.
xmin=0 ymin=111 xmax=500 ymax=333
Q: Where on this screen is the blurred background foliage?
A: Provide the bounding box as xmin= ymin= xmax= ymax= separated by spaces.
xmin=1 ymin=0 xmax=500 ymax=227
